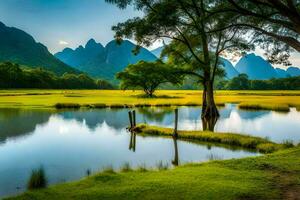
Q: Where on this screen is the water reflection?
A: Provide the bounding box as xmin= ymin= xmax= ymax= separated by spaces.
xmin=172 ymin=137 xmax=179 ymax=166
xmin=0 ymin=114 xmax=258 ymax=198
xmin=0 ymin=109 xmax=51 ymax=143
xmin=129 ymin=132 xmax=136 ymax=152
xmin=0 ymin=104 xmax=299 ymax=198
xmin=202 ymin=116 xmax=218 ymax=131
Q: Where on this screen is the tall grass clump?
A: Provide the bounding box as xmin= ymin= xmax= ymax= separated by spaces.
xmin=137 ymin=163 xmax=148 ymax=172
xmin=120 ymin=162 xmax=132 ymax=172
xmin=156 ymin=161 xmax=169 ymax=171
xmin=102 ymin=165 xmax=115 ymax=174
xmin=55 ymin=103 xmax=81 ymax=109
xmin=238 ymin=103 xmax=290 ymax=112
xmin=27 ymin=167 xmax=47 ymax=190
xmin=110 ymin=104 xmax=125 ymax=109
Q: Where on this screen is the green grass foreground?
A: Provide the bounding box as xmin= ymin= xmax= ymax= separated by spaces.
xmin=135 ymin=125 xmax=288 ymax=153
xmin=7 ymin=147 xmax=300 ymax=200
xmin=0 ymin=90 xmax=300 ymax=110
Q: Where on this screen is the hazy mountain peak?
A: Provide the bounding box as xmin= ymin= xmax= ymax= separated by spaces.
xmin=85 ymin=38 xmax=103 ymax=49
xmin=0 ymin=21 xmax=78 ymax=75
xmin=235 ymin=53 xmax=278 ymax=80
xmin=55 ymin=38 xmax=157 ymax=79
xmin=219 ymin=57 xmax=239 ymax=79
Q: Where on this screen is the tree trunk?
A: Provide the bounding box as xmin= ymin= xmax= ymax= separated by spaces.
xmin=202 ymin=80 xmax=219 ymax=119
xmin=201 ymin=82 xmax=207 ymax=116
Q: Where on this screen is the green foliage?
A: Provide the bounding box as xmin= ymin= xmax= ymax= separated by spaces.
xmin=116 ymin=61 xmax=182 ymax=96
xmin=0 ymin=62 xmax=114 ymax=89
xmin=120 ymin=162 xmax=132 ymax=172
xmin=27 ymin=167 xmax=47 ymax=190
xmin=226 ymin=74 xmax=250 ymax=90
xmin=217 ymin=74 xmax=300 ymax=90
xmin=0 ymin=21 xmax=79 ymax=75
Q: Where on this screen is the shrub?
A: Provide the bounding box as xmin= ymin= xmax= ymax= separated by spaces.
xmin=27 ymin=167 xmax=47 ymax=190
xmin=120 ymin=162 xmax=132 ymax=172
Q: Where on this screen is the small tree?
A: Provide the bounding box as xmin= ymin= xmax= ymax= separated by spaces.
xmin=227 ymin=74 xmax=250 ymax=90
xmin=116 ymin=61 xmax=182 ymax=97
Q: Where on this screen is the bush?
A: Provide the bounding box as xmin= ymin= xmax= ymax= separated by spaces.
xmin=27 ymin=167 xmax=47 ymax=190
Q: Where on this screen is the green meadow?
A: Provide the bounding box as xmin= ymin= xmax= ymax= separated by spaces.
xmin=7 ymin=142 xmax=300 ymax=200
xmin=0 ymin=90 xmax=300 ymax=111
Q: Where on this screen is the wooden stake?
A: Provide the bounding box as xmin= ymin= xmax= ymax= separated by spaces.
xmin=128 ymin=111 xmax=133 ymax=129
xmin=174 ymin=108 xmax=178 ymax=137
xmin=133 ymin=110 xmax=136 ymax=127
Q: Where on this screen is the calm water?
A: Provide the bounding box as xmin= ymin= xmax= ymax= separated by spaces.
xmin=1 ymin=104 xmax=299 ymax=197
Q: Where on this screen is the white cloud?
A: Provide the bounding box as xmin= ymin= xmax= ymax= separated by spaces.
xmin=59 ymin=40 xmax=69 ymax=45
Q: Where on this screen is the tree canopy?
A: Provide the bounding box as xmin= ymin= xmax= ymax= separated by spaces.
xmin=106 ymin=0 xmax=251 ymax=118
xmin=213 ymin=0 xmax=300 ymax=65
xmin=0 ymin=62 xmax=114 ymax=89
xmin=116 ymin=61 xmax=182 ymax=96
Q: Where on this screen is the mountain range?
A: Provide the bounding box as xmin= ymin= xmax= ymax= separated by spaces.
xmin=150 ymin=47 xmax=300 ymax=80
xmin=0 ymin=22 xmax=78 ymax=75
xmin=55 ymin=39 xmax=157 ymax=80
xmin=0 ymin=21 xmax=299 ymax=81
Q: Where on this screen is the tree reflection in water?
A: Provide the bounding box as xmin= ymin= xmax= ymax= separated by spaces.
xmin=129 ymin=132 xmax=136 ymax=152
xmin=202 ymin=116 xmax=219 ymax=131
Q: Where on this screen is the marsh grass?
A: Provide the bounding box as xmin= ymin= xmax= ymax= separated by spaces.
xmin=27 ymin=167 xmax=47 ymax=190
xmin=238 ymin=103 xmax=290 ymax=112
xmin=137 ymin=163 xmax=148 ymax=172
xmin=102 ymin=165 xmax=115 ymax=174
xmin=110 ymin=104 xmax=125 ymax=109
xmin=55 ymin=103 xmax=81 ymax=109
xmin=136 ymin=125 xmax=285 ymax=153
xmin=207 ymin=153 xmax=223 ymax=161
xmin=1 ymin=90 xmax=300 ymax=111
xmin=156 ymin=161 xmax=169 ymax=171
xmin=134 ymin=94 xmax=180 ymax=99
xmin=91 ymin=103 xmax=107 ymax=109
xmin=120 ymin=162 xmax=132 ymax=172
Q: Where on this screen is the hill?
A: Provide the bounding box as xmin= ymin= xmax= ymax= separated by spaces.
xmin=220 ymin=57 xmax=239 ymax=79
xmin=0 ymin=22 xmax=78 ymax=75
xmin=55 ymin=39 xmax=157 ymax=80
xmin=235 ymin=53 xmax=278 ymax=80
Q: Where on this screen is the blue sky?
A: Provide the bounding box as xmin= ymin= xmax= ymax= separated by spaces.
xmin=0 ymin=0 xmax=299 ymax=68
xmin=0 ymin=0 xmax=142 ymax=53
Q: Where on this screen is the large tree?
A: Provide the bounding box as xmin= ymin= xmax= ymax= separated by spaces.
xmin=106 ymin=0 xmax=251 ymax=118
xmin=116 ymin=61 xmax=182 ymax=97
xmin=213 ymin=0 xmax=300 ymax=65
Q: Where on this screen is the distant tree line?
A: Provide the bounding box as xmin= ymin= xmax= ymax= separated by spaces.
xmin=216 ymin=74 xmax=300 ymax=90
xmin=0 ymin=62 xmax=114 ymax=89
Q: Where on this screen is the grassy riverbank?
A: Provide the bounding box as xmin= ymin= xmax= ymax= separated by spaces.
xmin=135 ymin=125 xmax=288 ymax=153
xmin=0 ymin=90 xmax=300 ymax=110
xmin=7 ymin=146 xmax=300 ymax=200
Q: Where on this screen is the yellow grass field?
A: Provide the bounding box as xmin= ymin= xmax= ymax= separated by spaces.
xmin=0 ymin=90 xmax=300 ymax=109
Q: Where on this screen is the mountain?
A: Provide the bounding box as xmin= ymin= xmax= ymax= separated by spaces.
xmin=235 ymin=53 xmax=278 ymax=80
xmin=0 ymin=21 xmax=78 ymax=75
xmin=151 ymin=46 xmax=164 ymax=58
xmin=219 ymin=57 xmax=239 ymax=79
xmin=275 ymin=68 xmax=289 ymax=78
xmin=55 ymin=39 xmax=157 ymax=79
xmin=286 ymin=66 xmax=300 ymax=77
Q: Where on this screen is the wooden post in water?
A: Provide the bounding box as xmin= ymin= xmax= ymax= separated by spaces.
xmin=128 ymin=111 xmax=133 ymax=129
xmin=133 ymin=110 xmax=136 ymax=127
xmin=174 ymin=108 xmax=178 ymax=137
